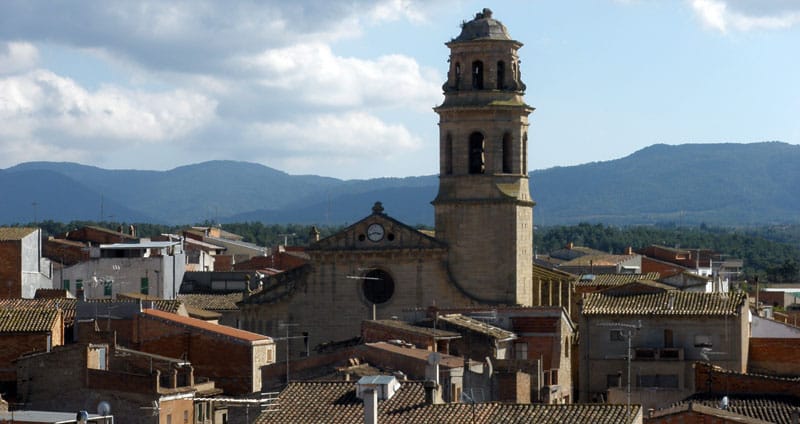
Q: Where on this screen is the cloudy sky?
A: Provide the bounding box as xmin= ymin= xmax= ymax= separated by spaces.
xmin=0 ymin=1 xmax=798 ymax=179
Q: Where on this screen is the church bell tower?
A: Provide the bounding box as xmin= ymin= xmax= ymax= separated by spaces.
xmin=433 ymin=8 xmax=535 ymax=305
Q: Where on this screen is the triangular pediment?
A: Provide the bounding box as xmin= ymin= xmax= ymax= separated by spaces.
xmin=308 ymin=203 xmax=445 ymax=252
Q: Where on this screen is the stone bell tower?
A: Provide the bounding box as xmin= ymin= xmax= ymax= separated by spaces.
xmin=433 ymin=8 xmax=535 ymax=305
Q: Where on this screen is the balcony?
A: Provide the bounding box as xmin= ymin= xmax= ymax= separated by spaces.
xmin=633 ymin=347 xmax=683 ymax=361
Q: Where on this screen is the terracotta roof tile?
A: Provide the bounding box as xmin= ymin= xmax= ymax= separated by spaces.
xmin=364 ymin=342 xmax=464 ymax=369
xmin=366 ymin=319 xmax=460 ymax=339
xmin=0 ymin=299 xmax=76 ymax=326
xmin=34 ymin=289 xmax=76 ymax=299
xmin=575 ymin=272 xmax=661 ymax=287
xmin=255 ymin=380 xmax=640 ymax=423
xmin=532 ymin=264 xmax=577 ymax=281
xmin=141 ymin=308 xmax=271 ymax=344
xmin=665 ymin=394 xmax=800 ymax=424
xmin=582 ymin=291 xmax=747 ymax=316
xmin=562 ymin=254 xmax=638 ymax=267
xmin=116 ymin=293 xmax=184 ymax=313
xmin=178 ymin=293 xmax=244 ymax=311
xmin=0 ymin=227 xmax=37 ymax=241
xmin=438 ymin=314 xmax=516 ymax=341
xmin=0 ymin=309 xmax=59 ymax=333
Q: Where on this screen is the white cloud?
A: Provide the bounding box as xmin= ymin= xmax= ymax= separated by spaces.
xmin=0 ymin=42 xmax=39 ymax=75
xmin=689 ymin=0 xmax=800 ymax=32
xmin=0 ymin=69 xmax=216 ymax=154
xmin=368 ymin=0 xmax=430 ymax=24
xmin=241 ymin=42 xmax=441 ymax=110
xmin=0 ymin=1 xmax=440 ymax=75
xmin=0 ymin=1 xmax=445 ymax=177
xmin=246 ymin=111 xmax=422 ymax=169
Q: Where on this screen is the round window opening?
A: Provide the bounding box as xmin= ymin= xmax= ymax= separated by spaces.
xmin=363 ymin=269 xmax=395 ymax=304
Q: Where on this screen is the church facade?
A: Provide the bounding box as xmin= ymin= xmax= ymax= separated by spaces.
xmin=239 ymin=9 xmax=536 ymax=352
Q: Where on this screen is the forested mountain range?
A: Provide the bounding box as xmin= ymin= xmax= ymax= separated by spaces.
xmin=2 ymin=142 xmax=798 ymax=227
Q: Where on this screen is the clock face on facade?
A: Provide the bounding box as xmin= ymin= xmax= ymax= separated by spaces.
xmin=367 ymin=223 xmax=385 ymax=242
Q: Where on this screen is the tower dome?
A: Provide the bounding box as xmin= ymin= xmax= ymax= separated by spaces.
xmin=453 ymin=8 xmax=511 ymax=42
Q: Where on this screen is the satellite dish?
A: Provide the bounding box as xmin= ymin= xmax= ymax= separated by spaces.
xmin=427 ymin=352 xmax=441 ymax=365
xmin=97 ymin=401 xmax=111 ymax=416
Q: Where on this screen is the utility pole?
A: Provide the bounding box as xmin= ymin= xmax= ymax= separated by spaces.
xmin=598 ymin=320 xmax=641 ymax=423
xmin=276 ymin=322 xmax=301 ymax=385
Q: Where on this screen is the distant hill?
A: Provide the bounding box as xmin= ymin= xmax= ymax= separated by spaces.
xmin=0 ymin=168 xmax=154 ymax=224
xmin=2 ymin=142 xmax=799 ymax=226
xmin=531 ymin=142 xmax=800 ymax=226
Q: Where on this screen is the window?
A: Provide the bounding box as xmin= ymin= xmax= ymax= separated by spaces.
xmin=638 ymin=374 xmax=679 ymax=389
xmin=472 ymin=60 xmax=484 ymax=89
xmin=97 ymin=346 xmax=107 ymax=370
xmin=694 ymin=335 xmax=712 ymax=348
xmin=76 ymin=279 xmax=83 ymax=290
xmin=104 ymin=282 xmax=112 ymax=297
xmin=496 ymin=61 xmax=505 ymax=89
xmin=362 ymin=269 xmax=395 ymax=304
xmin=455 ymin=62 xmax=462 ymax=88
xmin=514 ymin=342 xmax=528 ymax=360
xmin=445 ymin=133 xmax=453 ymax=175
xmin=564 ymin=339 xmax=570 ymax=358
xmin=166 ymin=414 xmax=172 ymax=424
xmin=196 ymin=404 xmax=205 ymax=422
xmin=184 ymin=410 xmax=189 ymax=424
xmin=468 ymin=132 xmax=485 ymax=174
xmin=140 ymin=277 xmax=149 ymax=295
xmin=63 ymin=279 xmax=70 ymax=290
xmin=522 ymin=132 xmax=528 ymax=174
xmin=610 ymin=330 xmax=625 ymax=342
xmin=664 ymin=329 xmax=674 ymax=348
xmin=502 ymin=132 xmax=512 ymax=173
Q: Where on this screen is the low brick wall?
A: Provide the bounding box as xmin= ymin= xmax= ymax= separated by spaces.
xmin=748 ymin=338 xmax=800 ymax=376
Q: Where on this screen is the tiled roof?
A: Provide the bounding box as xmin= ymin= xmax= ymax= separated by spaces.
xmin=575 ymin=272 xmax=661 ymax=287
xmin=178 ymin=293 xmax=244 ymax=311
xmin=255 ymin=380 xmax=640 ymax=424
xmin=141 ymin=308 xmax=271 ymax=344
xmin=365 ymin=342 xmax=464 ymax=369
xmin=0 ymin=299 xmax=76 ymax=326
xmin=562 ymin=254 xmax=637 ymax=267
xmin=45 ymin=237 xmax=87 ymax=247
xmin=598 ymin=280 xmax=677 ymax=297
xmin=184 ymin=305 xmax=222 ymax=320
xmin=0 ymin=309 xmax=59 ymax=333
xmin=367 ymin=319 xmax=461 ymax=339
xmin=34 ymin=289 xmax=76 ymax=299
xmin=116 ymin=293 xmax=184 ymax=313
xmin=547 ymin=245 xmax=607 ymax=261
xmin=582 ymin=291 xmax=747 ymax=316
xmin=183 ymin=237 xmax=226 ymax=251
xmin=0 ymin=227 xmax=37 ymax=241
xmin=664 ymin=394 xmax=800 ymax=424
xmin=437 ymin=314 xmax=516 ymax=341
xmin=532 ymin=264 xmax=577 ymax=281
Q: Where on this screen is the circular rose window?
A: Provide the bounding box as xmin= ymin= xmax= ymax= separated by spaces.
xmin=363 ymin=269 xmax=395 ymax=304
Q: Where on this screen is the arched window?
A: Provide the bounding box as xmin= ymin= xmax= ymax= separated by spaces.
xmin=363 ymin=269 xmax=395 ymax=304
xmin=445 ymin=133 xmax=453 ymax=175
xmin=472 ymin=61 xmax=484 ymax=89
xmin=522 ymin=132 xmax=528 ymax=174
xmin=469 ymin=132 xmax=485 ymax=174
xmin=496 ymin=61 xmax=505 ymax=89
xmin=455 ymin=62 xmax=462 ymax=89
xmin=502 ymin=132 xmax=512 ymax=173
